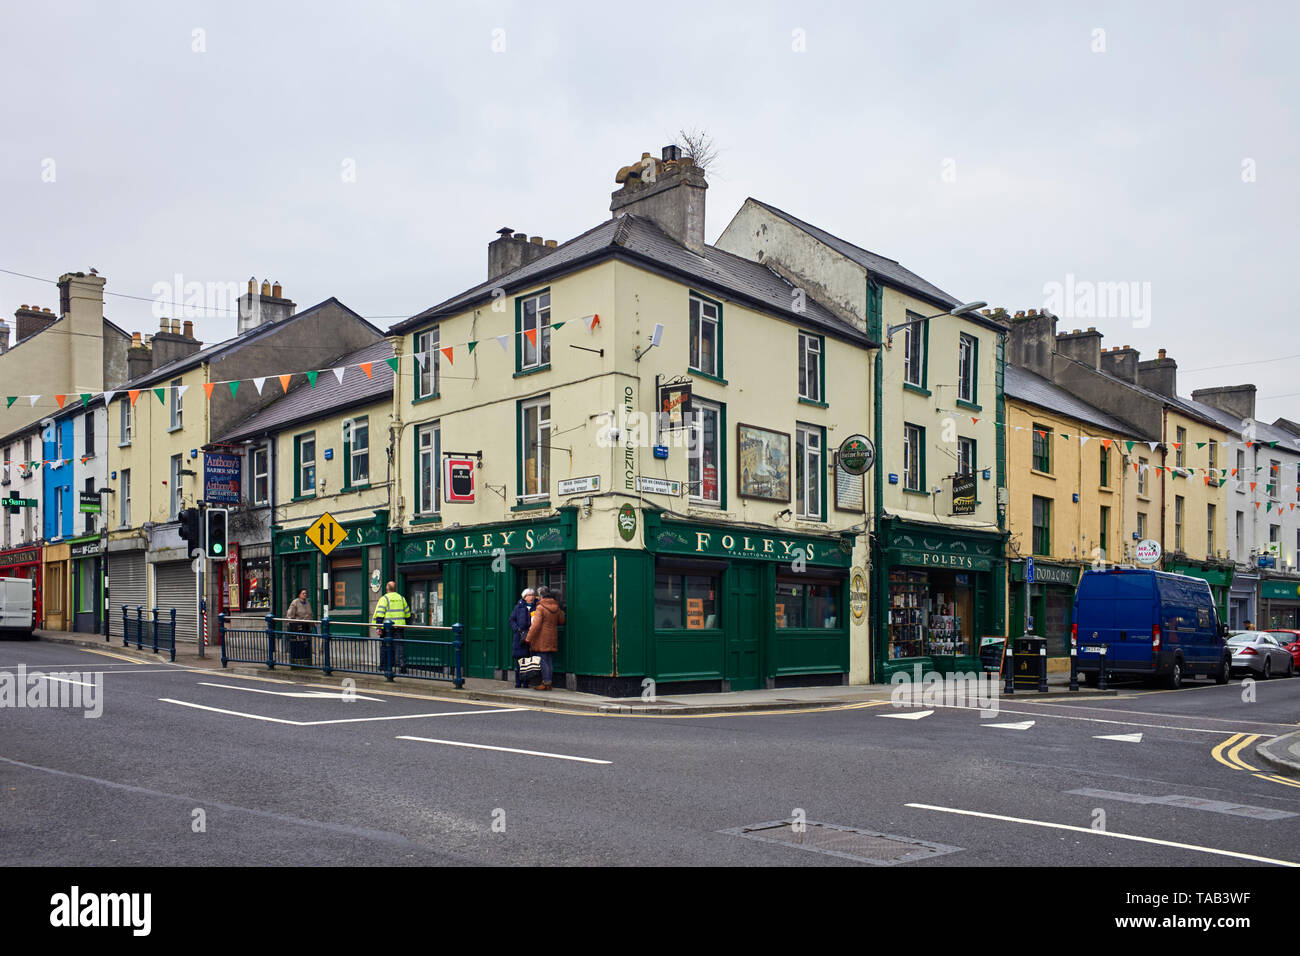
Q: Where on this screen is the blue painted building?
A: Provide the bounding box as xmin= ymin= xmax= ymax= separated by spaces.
xmin=41 ymin=418 xmax=75 ymax=541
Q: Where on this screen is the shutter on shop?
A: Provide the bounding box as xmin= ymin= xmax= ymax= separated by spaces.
xmin=109 ymin=553 xmax=148 ymax=637
xmin=154 ymin=561 xmax=199 ymax=643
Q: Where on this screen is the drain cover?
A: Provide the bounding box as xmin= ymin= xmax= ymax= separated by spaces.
xmin=722 ymin=820 xmax=961 ymax=865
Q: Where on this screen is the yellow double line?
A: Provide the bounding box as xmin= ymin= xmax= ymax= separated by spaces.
xmin=1212 ymin=733 xmax=1300 ymax=789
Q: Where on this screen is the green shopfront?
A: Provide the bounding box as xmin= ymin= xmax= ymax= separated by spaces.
xmin=1009 ymin=560 xmax=1080 ymax=657
xmin=273 ymin=511 xmax=391 ymax=628
xmin=1261 ymin=577 xmax=1300 ymax=630
xmin=874 ymin=516 xmax=1007 ymax=681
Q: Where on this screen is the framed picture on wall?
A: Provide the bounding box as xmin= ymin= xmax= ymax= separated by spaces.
xmin=736 ymin=423 xmax=791 ymax=502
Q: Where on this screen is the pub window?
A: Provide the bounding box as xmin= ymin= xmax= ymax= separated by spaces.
xmin=903 ymin=423 xmax=924 ymax=492
xmin=957 ymin=333 xmax=977 ymax=404
xmin=797 ymin=332 xmax=823 ymax=402
xmin=519 ymin=397 xmax=550 ymax=500
xmin=688 ymin=399 xmax=722 ymax=506
xmin=418 ymin=422 xmax=440 ymax=514
xmin=242 ymin=556 xmax=271 ymax=611
xmin=1032 ymin=424 xmax=1052 ymax=473
xmin=415 ymin=326 xmax=440 ymax=398
xmin=689 ymin=294 xmax=721 ymax=378
xmin=957 ymin=437 xmax=975 ymax=477
xmin=796 ymin=423 xmax=823 ymax=519
xmin=1032 ymin=495 xmax=1051 ymax=556
xmin=775 ymin=577 xmax=841 ymax=629
xmin=517 ymin=291 xmax=552 ymax=372
xmin=654 ymin=571 xmax=718 ymax=629
xmin=330 ymin=555 xmax=363 ymax=611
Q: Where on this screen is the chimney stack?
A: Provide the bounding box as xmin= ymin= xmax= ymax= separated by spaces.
xmin=487 ymin=226 xmax=558 ymax=281
xmin=0 ymin=317 xmax=8 ymax=354
xmin=14 ymin=304 xmax=57 ymax=344
xmin=1137 ymin=348 xmax=1178 ymax=397
xmin=1100 ymin=344 xmax=1139 ymax=383
xmin=1003 ymin=308 xmax=1058 ymax=378
xmin=1192 ymin=384 xmax=1256 ymax=421
xmin=150 ymin=316 xmax=202 ymax=370
xmin=127 ymin=331 xmax=152 ymax=380
xmin=609 ymin=145 xmax=708 ymax=254
xmin=1055 ymin=326 xmax=1103 ymax=370
xmin=238 ymin=277 xmax=296 ymax=334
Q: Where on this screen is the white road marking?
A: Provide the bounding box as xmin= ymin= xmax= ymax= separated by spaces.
xmin=905 ymin=802 xmax=1300 ymax=867
xmin=1094 ymin=732 xmax=1144 ymax=743
xmin=397 ymin=735 xmax=611 ymax=764
xmin=159 ymin=698 xmax=525 ymax=726
xmin=984 ymin=720 xmax=1035 ymax=730
xmin=197 ymin=681 xmax=386 ymax=702
xmin=40 ymin=675 xmax=97 ymax=688
xmin=927 ymin=700 xmax=1281 ymax=737
xmin=878 ymin=710 xmax=934 ymax=720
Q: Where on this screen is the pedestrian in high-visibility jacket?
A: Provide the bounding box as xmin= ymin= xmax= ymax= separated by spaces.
xmin=374 ymin=581 xmax=412 ymax=670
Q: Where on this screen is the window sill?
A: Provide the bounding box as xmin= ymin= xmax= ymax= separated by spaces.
xmin=690 ymin=370 xmax=728 ymax=386
xmin=344 ymin=483 xmax=371 ymax=493
xmin=167 ymin=426 xmax=182 ymax=434
xmin=409 ymin=514 xmax=443 ymax=525
xmin=955 ymin=399 xmax=982 ymax=412
xmin=797 ymin=397 xmax=828 ymax=409
xmin=117 ymin=442 xmax=131 ymax=448
xmin=1137 ymin=494 xmax=1152 ymax=502
xmin=513 ymin=364 xmax=551 ymax=379
xmin=902 ymin=489 xmax=930 ymax=498
xmin=291 ymin=494 xmax=317 ymax=503
xmin=1098 ymin=486 xmax=1114 ymax=495
xmin=1030 ymin=469 xmax=1055 ymax=480
xmin=511 ymin=500 xmax=551 ymax=512
xmin=902 ymin=383 xmax=931 ymax=397
xmin=412 ymin=393 xmax=441 ymax=406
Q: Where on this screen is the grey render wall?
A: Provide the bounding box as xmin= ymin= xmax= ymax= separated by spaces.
xmin=102 ymin=322 xmax=132 ymax=389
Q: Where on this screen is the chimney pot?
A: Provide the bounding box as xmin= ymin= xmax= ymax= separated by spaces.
xmin=131 ymin=332 xmax=142 ymax=346
xmin=1123 ymin=345 xmax=1130 ymax=349
xmin=544 ymin=239 xmax=558 ymax=249
xmin=260 ymin=279 xmax=271 ymax=297
xmin=662 ymin=144 xmax=681 ymax=162
xmin=182 ymin=320 xmax=194 ymax=339
xmin=1087 ymin=326 xmax=1096 ymax=332
xmin=529 ymin=236 xmax=542 ymax=245
xmin=248 ymin=277 xmax=256 ymax=295
xmin=497 ymin=227 xmax=514 ymax=237
xmin=170 ymin=318 xmax=181 ymax=334
xmin=513 ymin=232 xmax=526 ymax=240
xmin=272 ymin=281 xmax=282 ymax=298
xmin=159 ymin=316 xmax=170 ymax=332
xmin=19 ymin=305 xmax=28 ymax=310
xmin=1158 ymin=348 xmax=1167 ymax=360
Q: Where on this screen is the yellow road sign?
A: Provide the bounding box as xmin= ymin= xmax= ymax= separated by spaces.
xmin=305 ymin=512 xmax=348 ymax=556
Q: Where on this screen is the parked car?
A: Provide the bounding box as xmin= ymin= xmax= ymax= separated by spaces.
xmin=1074 ymin=567 xmax=1229 ymax=688
xmin=1228 ymin=631 xmax=1296 ymax=679
xmin=1266 ymin=629 xmax=1300 ymax=670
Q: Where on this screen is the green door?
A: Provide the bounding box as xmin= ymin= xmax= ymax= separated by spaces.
xmin=285 ymin=557 xmax=314 ymax=616
xmin=464 ymin=560 xmax=500 ymax=678
xmin=726 ymin=564 xmax=763 ymax=690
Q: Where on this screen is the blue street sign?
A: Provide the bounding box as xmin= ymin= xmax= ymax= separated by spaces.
xmin=1027 ymin=556 xmax=1035 ymax=583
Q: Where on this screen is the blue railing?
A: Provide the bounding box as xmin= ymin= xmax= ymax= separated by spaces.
xmin=218 ymin=615 xmax=464 ymax=688
xmin=122 ymin=605 xmax=177 ymax=663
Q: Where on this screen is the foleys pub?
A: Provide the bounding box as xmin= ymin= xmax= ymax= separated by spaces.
xmin=0 ymin=544 xmax=42 ymax=628
xmin=273 ymin=511 xmax=392 ymax=629
xmin=874 ymin=516 xmax=1008 ymax=681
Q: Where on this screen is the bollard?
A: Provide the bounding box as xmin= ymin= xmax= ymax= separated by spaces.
xmin=1003 ymin=638 xmax=1015 ymax=696
xmin=321 ymin=616 xmax=332 ymax=677
xmin=453 ymin=622 xmax=465 ymax=689
xmin=265 ymin=613 xmax=276 ymax=670
xmin=1069 ymin=640 xmax=1079 ymax=692
xmin=1097 ymin=646 xmax=1108 ymax=691
xmin=151 ymin=608 xmax=159 ymax=654
xmin=169 ymin=608 xmax=177 ymax=662
xmin=122 ymin=606 xmax=129 ymax=647
xmin=1038 ymin=643 xmax=1048 ymax=693
xmin=219 ymin=613 xmax=227 ymax=668
xmin=381 ymin=620 xmax=395 ymax=682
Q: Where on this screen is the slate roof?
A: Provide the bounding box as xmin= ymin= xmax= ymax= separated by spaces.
xmin=393 ymin=215 xmax=874 ymax=347
xmin=216 ymin=339 xmax=395 ymax=444
xmin=1005 ymin=365 xmax=1148 ymax=438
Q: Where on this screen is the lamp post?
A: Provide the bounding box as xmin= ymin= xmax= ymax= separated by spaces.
xmin=886 ymin=301 xmax=987 ymax=348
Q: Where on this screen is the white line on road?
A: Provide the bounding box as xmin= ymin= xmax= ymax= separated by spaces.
xmin=878 ymin=710 xmax=934 ymax=720
xmin=397 ymin=735 xmax=612 ymax=764
xmin=927 ymin=701 xmax=1280 ymax=737
xmin=905 ymin=802 xmax=1299 ymax=867
xmin=984 ymin=720 xmax=1035 ymax=730
xmin=160 ymin=698 xmax=301 ymax=724
xmin=197 ymin=681 xmax=386 ymax=702
xmin=40 ymin=675 xmax=97 ymax=688
xmin=1095 ymin=733 xmax=1144 ymax=743
xmin=159 ymin=698 xmax=526 ymax=726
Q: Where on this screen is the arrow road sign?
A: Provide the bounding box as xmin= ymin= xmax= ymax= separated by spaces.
xmin=305 ymin=512 xmax=348 ymax=557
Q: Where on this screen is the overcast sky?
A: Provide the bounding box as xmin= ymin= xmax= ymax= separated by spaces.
xmin=2 ymin=1 xmax=1297 ymax=423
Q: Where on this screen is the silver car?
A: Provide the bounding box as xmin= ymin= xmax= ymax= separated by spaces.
xmin=1226 ymin=631 xmax=1296 ymax=679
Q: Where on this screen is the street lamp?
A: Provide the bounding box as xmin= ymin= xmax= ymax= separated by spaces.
xmin=886 ymin=300 xmax=987 ymax=348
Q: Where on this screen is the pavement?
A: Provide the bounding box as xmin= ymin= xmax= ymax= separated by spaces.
xmin=33 ymin=627 xmax=1115 ymax=715
xmin=1258 ymin=728 xmax=1300 ymax=778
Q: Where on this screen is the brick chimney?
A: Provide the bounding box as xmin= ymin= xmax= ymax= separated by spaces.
xmin=1137 ymin=347 xmax=1177 ymax=397
xmin=1003 ymin=308 xmax=1058 ymax=378
xmin=610 ymin=145 xmax=707 ymax=253
xmin=1100 ymin=344 xmax=1139 ymax=383
xmin=488 ymin=227 xmax=558 ymax=281
xmin=1055 ymin=326 xmax=1102 ymax=370
xmin=1192 ymin=384 xmax=1256 ymax=421
xmin=14 ymin=305 xmax=57 ymax=343
xmin=149 ymin=316 xmax=202 ymax=370
xmin=238 ymin=277 xmax=296 ymax=333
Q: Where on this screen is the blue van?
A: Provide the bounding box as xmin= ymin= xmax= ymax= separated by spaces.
xmin=1074 ymin=568 xmax=1230 ymax=688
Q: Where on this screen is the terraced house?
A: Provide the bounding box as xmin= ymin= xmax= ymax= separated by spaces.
xmin=387 ymin=148 xmax=874 ymax=694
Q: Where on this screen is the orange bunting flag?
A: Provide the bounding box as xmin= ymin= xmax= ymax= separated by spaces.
xmin=279 ymin=374 xmax=291 ymax=393
xmin=523 ymin=328 xmax=538 ymax=348
xmin=203 ymin=383 xmax=215 ymax=400
xmin=441 ymin=346 xmax=454 ymax=365
xmin=55 ymin=395 xmax=67 ymax=409
xmin=971 ymin=417 xmax=978 ymax=425
xmin=1231 ymin=468 xmax=1237 ymax=477
xmin=1101 ymin=439 xmax=1112 ymax=449
xmin=1250 ymin=482 xmax=1257 ymax=492
xmin=129 ymin=389 xmax=141 ymax=406
xmin=360 ymin=362 xmax=373 ymax=379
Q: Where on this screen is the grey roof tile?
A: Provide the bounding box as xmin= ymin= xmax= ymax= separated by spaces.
xmin=1005 ymin=365 xmax=1150 ymax=437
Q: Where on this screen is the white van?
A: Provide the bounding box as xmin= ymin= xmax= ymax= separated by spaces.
xmin=0 ymin=577 xmax=35 ymax=639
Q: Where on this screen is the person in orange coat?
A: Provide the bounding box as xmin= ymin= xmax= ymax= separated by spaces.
xmin=525 ymin=586 xmax=565 ymax=691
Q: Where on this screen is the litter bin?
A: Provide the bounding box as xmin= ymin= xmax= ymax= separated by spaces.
xmin=1013 ymin=636 xmax=1047 ymax=691
xmin=289 ymin=623 xmax=313 ymax=668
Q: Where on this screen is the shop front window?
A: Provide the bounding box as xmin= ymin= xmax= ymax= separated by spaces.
xmin=242 ymin=557 xmax=271 ymax=611
xmin=330 ymin=555 xmax=364 ymax=611
xmin=654 ymin=571 xmax=718 ymax=629
xmin=519 ymin=566 xmax=565 ymax=606
xmin=409 ymin=576 xmax=445 ymax=627
xmin=775 ymin=578 xmax=840 ymax=629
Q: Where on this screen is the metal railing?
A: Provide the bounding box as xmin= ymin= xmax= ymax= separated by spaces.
xmin=218 ymin=614 xmax=464 ymax=688
xmin=122 ymin=605 xmax=177 ymax=663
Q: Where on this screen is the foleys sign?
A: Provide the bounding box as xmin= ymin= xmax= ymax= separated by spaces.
xmin=648 ymin=516 xmax=852 ymax=567
xmin=398 ymin=520 xmax=572 ymax=563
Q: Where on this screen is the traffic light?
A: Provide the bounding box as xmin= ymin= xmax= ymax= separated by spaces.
xmin=205 ymin=508 xmax=228 ymax=559
xmin=178 ymin=508 xmax=201 ymax=551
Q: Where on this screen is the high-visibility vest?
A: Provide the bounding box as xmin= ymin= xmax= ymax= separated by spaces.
xmin=373 ymin=592 xmax=412 ymax=625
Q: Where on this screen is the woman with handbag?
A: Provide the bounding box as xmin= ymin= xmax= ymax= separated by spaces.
xmin=508 ymin=588 xmax=538 ymax=687
xmin=286 ymin=589 xmax=313 ymax=667
xmin=524 ymin=586 xmax=565 ymax=691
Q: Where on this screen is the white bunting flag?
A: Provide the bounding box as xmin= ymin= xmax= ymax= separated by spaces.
xmin=29 ymin=395 xmax=38 ymax=407
xmin=496 ymin=334 xmax=509 ymax=351
xmin=332 ymin=367 xmax=346 ymax=384
xmin=253 ymin=377 xmax=266 ymax=395
xmin=176 ymin=385 xmax=189 ymax=399
xmin=102 ymin=390 xmax=116 ymax=406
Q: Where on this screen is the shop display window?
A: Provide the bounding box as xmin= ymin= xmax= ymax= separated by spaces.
xmin=888 ymin=569 xmax=974 ymax=658
xmin=775 ymin=578 xmax=840 ymax=629
xmin=330 ymin=555 xmax=364 ymax=611
xmin=242 ymin=557 xmax=271 ymax=611
xmin=655 ymin=572 xmax=718 ymax=629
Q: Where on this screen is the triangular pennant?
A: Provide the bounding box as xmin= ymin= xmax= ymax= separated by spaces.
xmin=1155 ymin=467 xmax=1164 ymax=475
xmin=129 ymin=389 xmax=141 ymax=406
xmin=1266 ymin=501 xmax=1273 ymax=513
xmin=278 ymin=374 xmax=292 ymax=393
xmin=1101 ymin=439 xmax=1112 ymax=449
xmin=552 ymin=321 xmax=565 ymax=331
xmin=360 ymin=363 xmax=373 ymax=380
xmin=253 ymin=377 xmax=266 ymax=395
xmin=1250 ymin=482 xmax=1257 ymax=492
xmin=1035 ymin=430 xmax=1046 ymax=439
xmin=28 ymin=395 xmax=38 ymax=407
xmin=1172 ymin=442 xmax=1181 ymax=449
xmin=971 ymin=417 xmax=978 ymax=425
xmin=80 ymin=456 xmax=88 ymax=465
xmin=203 ymin=383 xmax=215 ymax=400
xmin=306 ymin=371 xmax=319 ymax=388
xmin=496 ymin=335 xmax=509 ymax=351
xmin=54 ymin=395 xmax=67 ymax=409
xmin=103 ymin=390 xmax=116 ymax=407
xmin=332 ymin=367 xmax=345 ymax=384
xmin=1080 ymin=436 xmax=1091 ymax=445
xmin=1133 ymin=462 xmax=1140 ymax=472
xmin=1061 ymin=433 xmax=1070 ymax=441
xmin=1269 ymin=441 xmax=1278 ymax=448
xmin=1125 ymin=441 xmax=1135 ymax=453
xmin=416 ymin=351 xmax=428 ymax=369
xmin=385 ymin=357 xmax=399 ymax=374
xmin=176 ymin=385 xmax=189 ymax=400
xmin=5 ymin=397 xmax=14 ymax=408
xmin=1255 ymin=502 xmax=1261 ymax=510
xmin=523 ymin=328 xmax=538 ymax=348
xmin=582 ymin=313 xmax=600 ymax=331
xmin=1231 ymin=468 xmax=1238 ymax=477
xmin=228 ymin=381 xmax=240 ymax=398
xmin=1247 ymin=441 xmax=1254 ymax=448
xmin=1197 ymin=442 xmax=1207 ymax=449
xmin=441 ymin=346 xmax=454 ymax=365
xmin=468 ymin=341 xmax=478 ymax=354
xmin=1148 ymin=442 xmax=1159 ymax=452
xmin=153 ymin=388 xmax=166 ymax=405
xmin=80 ymin=393 xmax=92 ymax=406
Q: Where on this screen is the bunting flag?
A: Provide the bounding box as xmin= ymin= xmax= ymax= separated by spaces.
xmin=1126 ymin=441 xmax=1136 ymax=453
xmin=129 ymin=389 xmax=141 ymax=406
xmin=103 ymin=390 xmax=116 ymax=407
xmin=153 ymin=388 xmax=166 ymax=405
xmin=441 ymin=346 xmax=454 ymax=365
xmin=176 ymin=385 xmax=189 ymax=400
xmin=1101 ymin=439 xmax=1112 ymax=450
xmin=552 ymin=321 xmax=565 ymax=331
xmin=28 ymin=396 xmax=38 ymax=407
xmin=415 ymin=351 xmax=428 ymax=369
xmin=228 ymin=381 xmax=240 ymax=398
xmin=5 ymin=397 xmax=14 ymax=408
xmin=523 ymin=328 xmax=538 ymax=348
xmin=79 ymin=393 xmax=92 ymax=406
xmin=253 ymin=377 xmax=266 ymax=395
xmin=1250 ymin=482 xmax=1257 ymax=492
xmin=1080 ymin=436 xmax=1091 ymax=445
xmin=305 ymin=371 xmax=319 ymax=388
xmin=331 ymin=367 xmax=345 ymax=385
xmin=496 ymin=335 xmax=508 ymax=351
xmin=1061 ymin=433 xmax=1070 ymax=441
xmin=467 ymin=341 xmax=478 ymax=354
xmin=203 ymin=383 xmax=216 ymax=400
xmin=971 ymin=417 xmax=979 ymax=425
xmin=581 ymin=313 xmax=600 ymax=331
xmin=277 ymin=374 xmax=291 ymax=393
xmin=1148 ymin=442 xmax=1159 ymax=452
xmin=385 ymin=358 xmax=399 ymax=374
xmin=360 ymin=363 xmax=373 ymax=380
xmin=54 ymin=395 xmax=67 ymax=409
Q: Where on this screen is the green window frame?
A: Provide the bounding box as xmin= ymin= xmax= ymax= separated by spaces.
xmin=957 ymin=333 xmax=978 ymax=407
xmin=515 ymin=289 xmax=551 ymax=375
xmin=689 ymin=292 xmax=724 ymax=381
xmin=414 ymin=327 xmax=440 ymax=400
xmin=294 ymin=432 xmax=316 ymax=498
xmin=416 ymin=421 xmax=440 ymax=515
xmin=797 ymin=331 xmax=824 ymax=404
xmin=775 ymin=577 xmax=842 ymax=629
xmin=903 ymin=422 xmax=925 ymax=492
xmin=688 ymin=398 xmax=726 ymax=508
xmin=344 ymin=416 xmax=369 ymax=490
xmin=1099 ymin=444 xmax=1109 ymax=487
xmin=958 ymin=436 xmax=976 ymax=477
xmin=796 ymin=422 xmax=826 ymax=520
xmin=1032 ymin=495 xmax=1051 ymax=556
xmin=1099 ymin=505 xmax=1109 ymax=554
xmin=1032 ymin=423 xmax=1052 ymax=473
xmin=516 ymin=395 xmax=550 ymax=503
xmin=902 ymin=312 xmax=928 ymax=389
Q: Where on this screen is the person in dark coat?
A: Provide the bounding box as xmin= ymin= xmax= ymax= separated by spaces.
xmin=508 ymin=588 xmax=538 ymax=687
xmin=525 ymin=586 xmax=565 ymax=691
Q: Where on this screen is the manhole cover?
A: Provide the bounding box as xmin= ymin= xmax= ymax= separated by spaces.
xmin=721 ymin=820 xmax=962 ymax=865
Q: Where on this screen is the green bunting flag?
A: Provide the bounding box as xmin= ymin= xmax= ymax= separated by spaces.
xmin=467 ymin=341 xmax=478 ymax=354
xmin=1125 ymin=441 xmax=1135 ymax=453
xmin=80 ymin=393 xmax=92 ymax=406
xmin=5 ymin=397 xmax=15 ymax=408
xmin=228 ymin=380 xmax=240 ymax=398
xmin=1197 ymin=442 xmax=1206 ymax=449
xmin=552 ymin=321 xmax=565 ymax=331
xmin=385 ymin=357 xmax=399 ymax=374
xmin=306 ymin=370 xmax=319 ymax=388
xmin=154 ymin=388 xmax=166 ymax=405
